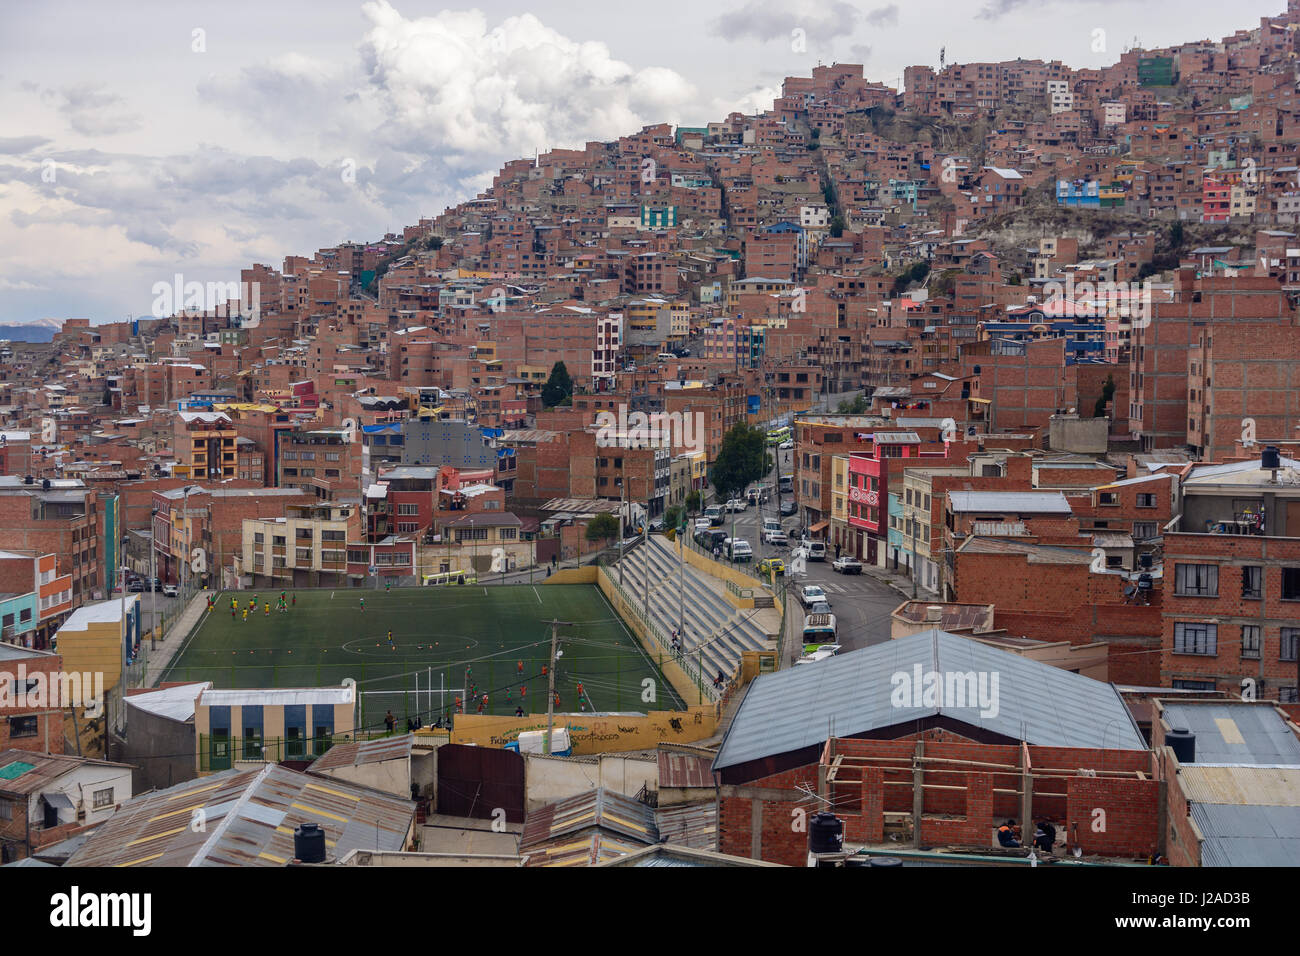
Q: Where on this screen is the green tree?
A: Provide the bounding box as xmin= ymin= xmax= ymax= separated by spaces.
xmin=541 ymin=361 xmax=573 ymax=408
xmin=829 ymin=214 xmax=847 ymax=238
xmin=709 ymin=423 xmax=769 ymax=502
xmin=685 ymin=490 xmax=703 ymax=514
xmin=1094 ymin=373 xmax=1116 ymax=418
xmin=836 ymin=394 xmax=868 ymax=414
xmin=585 ymin=512 xmax=620 ymax=543
xmin=665 ymin=504 xmax=686 ymax=532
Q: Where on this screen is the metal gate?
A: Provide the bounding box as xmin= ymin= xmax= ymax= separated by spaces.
xmin=436 ymin=744 xmax=525 ymax=823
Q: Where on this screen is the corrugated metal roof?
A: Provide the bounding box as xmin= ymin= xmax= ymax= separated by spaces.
xmin=63 ymin=764 xmax=413 ymax=867
xmin=520 ymin=789 xmax=658 ymax=850
xmin=948 ymin=491 xmax=1072 ymax=514
xmin=655 ymin=800 xmax=716 ymax=850
xmin=1192 ymin=803 xmax=1300 ymax=866
xmin=198 ymin=686 xmax=354 ymax=708
xmin=0 ymin=750 xmax=132 ymax=795
xmin=1180 ymin=766 xmax=1300 ymax=806
xmin=308 ymin=733 xmax=414 ymax=772
xmin=658 ymin=750 xmax=714 ymax=789
xmin=125 ymin=682 xmax=211 ymax=723
xmin=1161 ymin=703 xmax=1300 ymax=765
xmin=713 ymin=630 xmax=1146 ymax=771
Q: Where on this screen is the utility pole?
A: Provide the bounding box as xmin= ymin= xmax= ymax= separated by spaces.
xmin=544 ymin=618 xmax=573 ymax=755
xmin=618 ymin=480 xmax=626 ymax=587
xmin=911 ymin=515 xmax=919 ymax=599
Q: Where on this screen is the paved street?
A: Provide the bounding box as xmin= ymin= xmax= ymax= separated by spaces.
xmin=701 ymin=456 xmax=909 ymax=653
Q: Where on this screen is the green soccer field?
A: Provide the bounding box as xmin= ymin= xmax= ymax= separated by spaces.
xmin=162 ymin=584 xmax=686 ymax=728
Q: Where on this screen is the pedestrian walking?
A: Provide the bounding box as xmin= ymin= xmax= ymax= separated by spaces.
xmin=384 ymin=710 xmax=396 ymax=734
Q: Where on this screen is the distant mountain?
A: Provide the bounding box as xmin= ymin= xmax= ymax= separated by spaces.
xmin=0 ymin=319 xmax=63 ymax=343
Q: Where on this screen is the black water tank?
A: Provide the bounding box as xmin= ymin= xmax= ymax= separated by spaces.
xmin=294 ymin=822 xmax=326 ymax=863
xmin=808 ymin=812 xmax=844 ymax=854
xmin=868 ymin=856 xmax=903 ymax=868
xmin=1140 ymin=553 xmax=1154 ymax=569
xmin=1263 ymin=445 xmax=1282 ymax=471
xmin=973 ymin=365 xmax=981 ymax=376
xmin=1167 ymin=727 xmax=1196 ymax=764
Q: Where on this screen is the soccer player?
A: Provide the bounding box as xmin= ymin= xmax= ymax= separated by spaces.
xmin=242 ymin=608 xmax=248 ymax=622
xmin=387 ymin=629 xmax=394 ymax=648
xmin=264 ymin=603 xmax=270 ymax=617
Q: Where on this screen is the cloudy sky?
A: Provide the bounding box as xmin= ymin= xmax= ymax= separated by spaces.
xmin=0 ymin=0 xmax=1281 ymax=324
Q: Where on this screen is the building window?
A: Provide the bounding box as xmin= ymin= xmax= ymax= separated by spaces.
xmin=1172 ymin=679 xmax=1216 ymax=692
xmin=397 ymin=503 xmax=418 ymax=515
xmin=1281 ymin=687 xmax=1300 ymax=704
xmin=1174 ymin=563 xmax=1218 ymax=597
xmin=1136 ymin=493 xmax=1157 ymax=508
xmin=1282 ymin=629 xmax=1300 ymax=663
xmin=1242 ymin=625 xmax=1261 ymax=660
xmin=1284 ymin=568 xmax=1300 ymax=601
xmin=1173 ymin=621 xmax=1217 ymax=656
xmin=92 ymin=788 xmax=114 ymax=809
xmin=1242 ymin=566 xmax=1263 ymax=599
xmin=8 ymin=716 xmax=37 ymax=737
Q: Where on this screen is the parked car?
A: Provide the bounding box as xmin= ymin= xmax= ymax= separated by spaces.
xmin=778 ymin=440 xmax=794 ymax=450
xmin=800 ymin=538 xmax=827 ymax=561
xmin=725 ymin=538 xmax=753 ymax=562
xmin=758 ymin=557 xmax=785 ymax=576
xmin=798 ymin=584 xmax=828 ymax=609
xmin=779 ymin=500 xmax=797 ymax=517
xmin=832 ymin=555 xmax=864 ymax=574
xmin=763 ymin=528 xmax=788 ymax=546
xmin=694 ymin=516 xmax=712 ymax=532
xmin=151 ymin=578 xmax=163 ymax=592
xmin=795 ymin=644 xmax=841 ymax=665
xmin=724 ymin=498 xmax=747 ymax=512
xmin=127 ymin=580 xmax=145 ymax=593
xmin=696 ymin=529 xmax=727 ymax=551
xmin=162 ymin=584 xmax=179 ymax=598
xmin=705 ymin=506 xmax=724 ymax=526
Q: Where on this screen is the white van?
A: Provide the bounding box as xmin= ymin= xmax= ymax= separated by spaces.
xmin=656 ymin=352 xmax=676 ymax=363
xmin=725 ymin=538 xmax=753 ymax=562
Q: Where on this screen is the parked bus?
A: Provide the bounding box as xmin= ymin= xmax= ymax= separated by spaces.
xmin=422 ymin=569 xmax=477 ymax=586
xmin=765 ymin=425 xmax=791 ymax=447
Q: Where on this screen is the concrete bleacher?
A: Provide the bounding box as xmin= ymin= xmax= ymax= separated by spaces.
xmin=607 ymin=536 xmax=781 ymax=681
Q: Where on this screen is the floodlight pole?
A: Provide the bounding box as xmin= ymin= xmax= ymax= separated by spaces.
xmin=544 ymin=618 xmax=573 ymax=755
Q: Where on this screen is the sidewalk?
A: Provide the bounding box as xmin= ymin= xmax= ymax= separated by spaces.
xmin=141 ymin=590 xmax=210 ymax=688
xmin=860 ymin=563 xmax=921 ymax=601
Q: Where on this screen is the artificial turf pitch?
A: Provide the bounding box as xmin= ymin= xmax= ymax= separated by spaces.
xmin=162 ymin=584 xmax=686 ymax=726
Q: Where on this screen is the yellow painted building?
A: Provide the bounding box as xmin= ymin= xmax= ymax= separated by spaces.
xmin=52 ymin=596 xmax=140 ymax=697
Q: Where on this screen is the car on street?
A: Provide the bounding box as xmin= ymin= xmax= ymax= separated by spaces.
xmin=832 ymin=555 xmax=864 ymax=574
xmin=705 ymin=505 xmax=724 ymax=526
xmin=798 ymin=584 xmax=828 ymax=609
xmin=725 ymin=498 xmax=747 ymax=512
xmin=162 ymin=584 xmax=179 ymax=597
xmin=758 ymin=557 xmax=785 ymax=576
xmin=779 ymin=500 xmax=796 ymax=516
xmin=762 ymin=528 xmax=788 ymax=546
xmin=725 ymin=538 xmax=753 ymax=562
xmin=779 ymin=440 xmax=794 ymax=450
xmin=795 ymin=643 xmax=841 ymax=665
xmin=800 ymin=538 xmax=827 ymax=561
xmin=694 ymin=516 xmax=712 ymax=532
xmin=127 ymin=579 xmax=145 ymax=593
